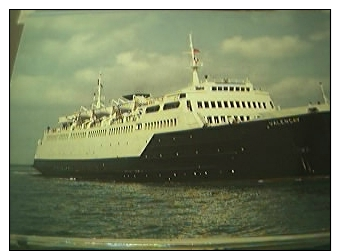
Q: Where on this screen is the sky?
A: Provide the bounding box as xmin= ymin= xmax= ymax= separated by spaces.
xmin=9 ymin=10 xmax=331 ymax=165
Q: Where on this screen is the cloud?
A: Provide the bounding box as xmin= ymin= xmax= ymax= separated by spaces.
xmin=108 ymin=51 xmax=188 ymax=96
xmin=10 ymin=49 xmax=189 ymax=108
xmin=268 ymin=77 xmax=330 ymax=107
xmin=10 ymin=73 xmax=90 ymax=107
xmin=116 ymin=51 xmax=150 ymax=71
xmin=221 ymin=35 xmax=312 ymax=58
xmin=309 ymin=30 xmax=330 ymax=41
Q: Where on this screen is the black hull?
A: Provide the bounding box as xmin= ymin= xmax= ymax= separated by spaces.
xmin=34 ymin=111 xmax=330 ymax=182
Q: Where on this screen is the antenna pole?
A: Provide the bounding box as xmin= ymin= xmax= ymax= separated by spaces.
xmin=189 ymin=34 xmax=200 ymax=85
xmin=319 ymin=82 xmax=329 ymax=104
xmin=96 ymin=72 xmax=103 ymax=108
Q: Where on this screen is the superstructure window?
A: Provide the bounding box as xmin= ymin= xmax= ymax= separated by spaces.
xmin=212 ymin=87 xmax=217 ymax=91
xmin=223 ymin=101 xmax=229 ymax=107
xmin=197 ymin=101 xmax=203 ymax=108
xmin=211 ymin=101 xmax=216 ymax=108
xmin=230 ymin=87 xmax=234 ymax=91
xmin=230 ymin=101 xmax=235 ymax=108
xmin=217 ymin=101 xmax=222 ymax=108
xmin=236 ymin=101 xmax=240 ymax=108
xmin=218 ymin=86 xmax=222 ymax=91
xmin=235 ymin=87 xmax=240 ymax=91
xmin=179 ymin=93 xmax=186 ymax=98
xmin=146 ymin=105 xmax=160 ymax=113
xmin=204 ymin=101 xmax=209 ymax=108
xmin=163 ymin=101 xmax=180 ymax=110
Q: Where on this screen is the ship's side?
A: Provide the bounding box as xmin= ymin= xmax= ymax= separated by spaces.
xmin=33 ymin=35 xmax=330 ymax=182
xmin=33 ymin=81 xmax=330 ymax=182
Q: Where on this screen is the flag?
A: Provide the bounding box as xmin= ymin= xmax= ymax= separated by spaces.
xmin=193 ymin=48 xmax=200 ymax=53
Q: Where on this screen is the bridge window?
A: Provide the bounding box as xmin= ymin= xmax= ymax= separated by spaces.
xmin=163 ymin=101 xmax=180 ymax=110
xmin=146 ymin=105 xmax=160 ymax=113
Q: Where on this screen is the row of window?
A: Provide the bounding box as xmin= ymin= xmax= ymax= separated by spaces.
xmin=136 ymin=118 xmax=178 ymax=130
xmin=197 ymin=100 xmax=274 ymax=109
xmin=212 ymin=86 xmax=251 ymax=92
xmin=108 ymin=125 xmax=134 ymax=135
xmin=46 ymin=133 xmax=69 ymax=141
xmin=70 ymin=131 xmax=87 ymax=139
xmin=146 ymin=101 xmax=180 ymax=114
xmin=205 ymin=115 xmax=252 ymax=124
xmin=89 ymin=129 xmax=107 ymax=138
xmin=46 ymin=117 xmax=179 ymax=141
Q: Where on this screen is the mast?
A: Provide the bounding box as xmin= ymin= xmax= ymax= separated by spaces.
xmin=319 ymin=82 xmax=329 ymax=104
xmin=93 ymin=72 xmax=104 ymax=109
xmin=189 ymin=34 xmax=200 ymax=85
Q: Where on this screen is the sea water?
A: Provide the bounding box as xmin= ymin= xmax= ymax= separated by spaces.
xmin=10 ymin=164 xmax=331 ymax=248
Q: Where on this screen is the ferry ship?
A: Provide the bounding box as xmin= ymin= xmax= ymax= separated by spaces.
xmin=33 ymin=35 xmax=330 ymax=182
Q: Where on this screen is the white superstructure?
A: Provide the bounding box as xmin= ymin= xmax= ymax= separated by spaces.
xmin=34 ymin=34 xmax=328 ymax=162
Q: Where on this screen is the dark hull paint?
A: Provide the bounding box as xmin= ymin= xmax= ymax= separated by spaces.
xmin=34 ymin=111 xmax=330 ymax=182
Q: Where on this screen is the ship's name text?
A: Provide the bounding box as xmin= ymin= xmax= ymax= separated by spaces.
xmin=268 ymin=117 xmax=300 ymax=127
